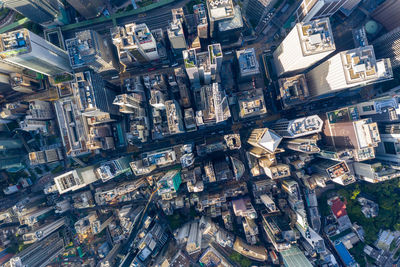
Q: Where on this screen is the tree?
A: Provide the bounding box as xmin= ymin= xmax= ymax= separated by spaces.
xmin=229 ymin=252 xmax=252 ymax=267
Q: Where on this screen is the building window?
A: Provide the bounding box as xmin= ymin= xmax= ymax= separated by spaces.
xmin=384 ymin=142 xmax=397 ymax=155
xmin=362 ymin=105 xmax=375 ymax=112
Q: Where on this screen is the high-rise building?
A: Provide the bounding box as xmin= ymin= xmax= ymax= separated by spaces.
xmin=312 ymin=158 xmax=355 ymax=185
xmin=278 ymin=74 xmax=310 ymax=109
xmin=373 ymin=26 xmax=400 ymax=70
xmin=65 ymin=30 xmax=118 ymax=73
xmin=195 ymin=83 xmax=231 ymax=126
xmin=157 ymin=169 xmax=182 ymax=200
xmin=0 ymin=29 xmax=72 ymax=76
xmin=131 ymin=23 xmax=159 ymax=61
xmin=282 ymin=136 xmax=321 ymax=154
xmin=271 ymin=115 xmax=323 ymax=138
xmin=0 ymin=132 xmax=27 ymax=170
xmin=183 ymin=49 xmax=200 ymax=86
xmin=242 ymin=0 xmax=276 ymax=29
xmin=236 ymin=48 xmax=260 ymax=81
xmin=371 ymin=0 xmax=400 ymax=32
xmin=273 ymin=18 xmax=335 ymax=77
xmin=94 ymin=156 xmax=132 ymax=182
xmin=53 ymin=166 xmax=98 ymax=194
xmin=206 ymin=0 xmax=235 ymax=37
xmin=9 ymin=73 xmax=42 ymax=94
xmin=167 ymin=20 xmax=187 ymax=53
xmin=194 ymin=4 xmax=209 ymax=39
xmin=111 ymin=25 xmax=149 ymax=65
xmin=3 ymin=0 xmax=64 ymax=26
xmin=54 ymin=96 xmax=89 ymax=157
xmin=294 ymin=0 xmax=350 ymax=23
xmin=323 ymin=116 xmax=381 ymax=161
xmin=376 ymin=123 xmax=400 ymax=163
xmin=72 ymin=70 xmax=118 ymax=116
xmin=355 ymin=95 xmax=400 ymax=123
xmin=9 ymin=232 xmax=64 ymax=267
xmin=113 ymin=93 xmax=145 ymax=115
xmin=247 ymin=128 xmax=282 ymax=154
xmin=217 ymin=5 xmax=243 ymax=44
xmin=165 ymin=100 xmax=185 ymax=134
xmin=237 ymin=88 xmax=267 ymax=119
xmin=353 ymin=161 xmax=400 ymax=183
xmin=66 ymin=0 xmax=106 ymax=19
xmin=29 ymin=148 xmax=64 ymax=165
xmin=306 ymin=45 xmax=393 ymax=99
xmin=183 ymin=44 xmax=222 ymax=87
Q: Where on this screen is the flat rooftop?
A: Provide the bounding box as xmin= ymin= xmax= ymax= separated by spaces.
xmin=218 ymin=6 xmax=243 ymax=32
xmin=0 ymin=29 xmax=31 ymax=56
xmin=236 ymin=48 xmax=260 ymax=76
xmin=134 ymin=23 xmax=153 ymax=44
xmin=340 ymin=45 xmax=393 ymax=84
xmin=183 ymin=49 xmax=197 ymax=68
xmin=298 ymin=18 xmax=335 ymax=56
xmin=286 ymin=115 xmax=323 ymax=137
xmin=207 ymin=0 xmax=234 ymax=21
xmin=194 ymin=4 xmax=208 ymax=24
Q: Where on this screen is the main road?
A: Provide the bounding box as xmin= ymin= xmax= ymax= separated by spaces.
xmin=62 ymin=0 xmax=191 ymax=39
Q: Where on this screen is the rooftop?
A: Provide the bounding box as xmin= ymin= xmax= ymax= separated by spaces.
xmin=0 ymin=29 xmax=31 ymax=57
xmin=330 ymin=197 xmax=347 ymax=219
xmin=327 ymin=161 xmax=350 ymax=179
xmin=236 ymin=48 xmax=260 ymax=76
xmin=286 ymin=115 xmax=323 ymax=137
xmin=298 ymin=18 xmax=335 ymax=56
xmin=238 ymin=88 xmax=266 ymax=118
xmin=218 ymin=6 xmax=243 ymax=32
xmin=207 ymin=0 xmax=234 ymax=21
xmin=208 ymin=43 xmax=222 ymax=64
xmin=133 ymin=23 xmax=154 ymax=44
xmin=340 ymin=45 xmax=393 ymax=84
xmin=278 ymin=74 xmax=309 ymax=108
xmin=280 ymin=246 xmax=313 ymax=267
xmin=194 ymin=4 xmax=208 ymax=24
xmin=183 ymin=49 xmax=197 ymax=68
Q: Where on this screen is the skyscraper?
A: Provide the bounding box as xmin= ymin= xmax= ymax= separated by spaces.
xmin=271 ymin=115 xmax=323 ymax=138
xmin=3 ymin=0 xmax=64 ymax=25
xmin=306 ymin=45 xmax=393 ymax=99
xmin=242 ymin=0 xmax=276 ymax=29
xmin=111 ymin=24 xmax=150 ymax=65
xmin=167 ymin=20 xmax=187 ymax=53
xmin=72 ymin=70 xmax=118 ymax=116
xmin=371 ymin=0 xmax=400 ymax=31
xmin=273 ymin=18 xmax=335 ymax=77
xmin=131 ymin=23 xmax=159 ymax=61
xmin=376 ymin=124 xmax=400 ymax=163
xmin=294 ymin=0 xmax=351 ymax=23
xmin=247 ymin=128 xmax=282 ymax=154
xmin=0 ymin=29 xmax=72 ymax=76
xmin=65 ymin=0 xmax=107 ymax=19
xmin=65 ymin=30 xmax=118 ymax=73
xmin=278 ymin=74 xmax=310 ymax=109
xmin=373 ymin=26 xmax=400 ymax=70
xmin=53 ymin=166 xmax=98 ymax=194
xmin=206 ymin=0 xmax=235 ymax=37
xmin=193 ymin=4 xmax=208 ymax=39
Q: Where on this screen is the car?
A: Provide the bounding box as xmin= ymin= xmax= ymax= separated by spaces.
xmin=171 ymin=62 xmax=178 ymax=67
xmin=148 ymin=67 xmax=156 ymax=71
